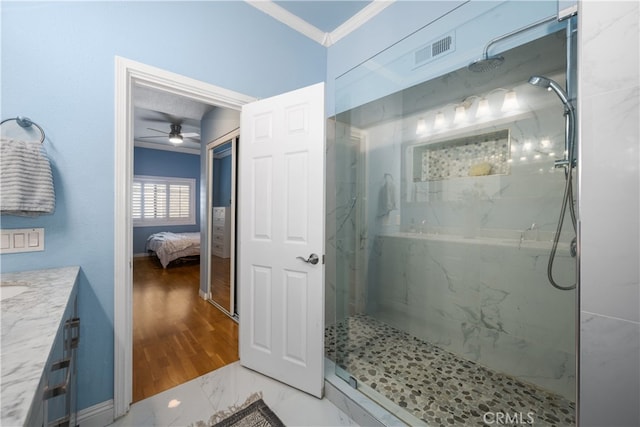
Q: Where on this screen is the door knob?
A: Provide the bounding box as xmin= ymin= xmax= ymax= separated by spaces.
xmin=296 ymin=253 xmax=319 ymax=265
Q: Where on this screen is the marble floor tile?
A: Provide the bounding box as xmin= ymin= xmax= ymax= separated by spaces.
xmin=108 ymin=362 xmax=356 ymax=427
xmin=108 ymin=377 xmax=217 ymax=427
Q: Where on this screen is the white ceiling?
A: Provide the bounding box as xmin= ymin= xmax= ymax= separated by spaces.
xmin=133 ymin=85 xmax=214 ymax=153
xmin=133 ymin=0 xmax=380 ymax=153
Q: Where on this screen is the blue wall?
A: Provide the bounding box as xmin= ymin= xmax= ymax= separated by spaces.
xmin=132 ymin=147 xmax=201 ymax=255
xmin=0 ymin=0 xmax=326 ymax=411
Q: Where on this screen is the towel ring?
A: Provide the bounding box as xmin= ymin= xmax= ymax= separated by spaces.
xmin=0 ymin=116 xmax=45 ymax=144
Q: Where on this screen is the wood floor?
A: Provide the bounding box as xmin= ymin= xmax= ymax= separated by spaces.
xmin=132 ymin=256 xmax=238 ymax=403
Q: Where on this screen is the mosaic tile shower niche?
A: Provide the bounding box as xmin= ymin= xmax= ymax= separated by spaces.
xmin=417 ymin=129 xmax=510 ymax=181
xmin=329 ymin=9 xmax=577 ymax=427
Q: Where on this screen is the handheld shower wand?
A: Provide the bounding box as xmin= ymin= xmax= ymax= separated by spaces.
xmin=528 ymin=75 xmax=577 ymax=291
xmin=528 ymin=76 xmax=572 ymax=107
xmin=529 ymin=75 xmax=576 ymax=169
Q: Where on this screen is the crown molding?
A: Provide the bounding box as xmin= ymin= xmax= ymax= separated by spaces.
xmin=134 ymin=140 xmax=201 ymax=155
xmin=245 ymin=0 xmax=396 ymax=48
xmin=328 ymin=0 xmax=395 ymax=46
xmin=246 ymin=1 xmax=327 ymax=45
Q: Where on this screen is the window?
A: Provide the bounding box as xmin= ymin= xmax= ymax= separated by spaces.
xmin=133 ymin=175 xmax=196 ymax=226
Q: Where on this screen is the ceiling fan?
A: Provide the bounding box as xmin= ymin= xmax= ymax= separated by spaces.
xmin=138 ymin=123 xmax=200 ymax=144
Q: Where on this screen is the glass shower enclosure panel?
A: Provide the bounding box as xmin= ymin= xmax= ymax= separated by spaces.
xmin=329 ymin=5 xmax=577 ymax=426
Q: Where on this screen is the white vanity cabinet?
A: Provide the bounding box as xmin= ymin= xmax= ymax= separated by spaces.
xmin=0 ymin=267 xmax=80 ymax=427
xmin=212 ymin=206 xmax=231 ymax=258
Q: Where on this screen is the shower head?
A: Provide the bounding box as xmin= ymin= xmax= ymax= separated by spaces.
xmin=528 ymin=75 xmax=556 ymax=89
xmin=528 ymin=75 xmax=572 ymax=109
xmin=468 ymin=54 xmax=505 ymax=72
xmin=469 ymin=15 xmax=557 ymax=73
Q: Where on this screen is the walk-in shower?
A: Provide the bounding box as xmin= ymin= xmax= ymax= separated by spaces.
xmin=327 ymin=4 xmax=577 ymax=426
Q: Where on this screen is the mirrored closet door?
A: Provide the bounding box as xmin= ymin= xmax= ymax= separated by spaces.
xmin=206 ymin=129 xmax=239 ymax=319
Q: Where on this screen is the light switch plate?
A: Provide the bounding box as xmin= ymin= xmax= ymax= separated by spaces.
xmin=0 ymin=228 xmax=45 ymax=254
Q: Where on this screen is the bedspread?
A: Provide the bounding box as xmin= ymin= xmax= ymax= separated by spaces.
xmin=146 ymin=232 xmax=200 ymax=268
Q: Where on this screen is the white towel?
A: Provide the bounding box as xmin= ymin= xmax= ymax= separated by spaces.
xmin=1 ymin=138 xmax=55 ymax=216
xmin=377 ymin=174 xmax=396 ymax=217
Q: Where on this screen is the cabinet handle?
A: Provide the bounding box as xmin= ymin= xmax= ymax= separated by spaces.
xmin=48 ymin=415 xmax=70 ymax=427
xmin=43 ymin=383 xmax=67 ymax=400
xmin=44 ymin=357 xmax=71 ymax=400
xmin=44 ymin=316 xmax=79 ymax=427
xmin=66 ymin=318 xmax=80 ymax=350
xmin=51 ymin=358 xmax=70 ymax=372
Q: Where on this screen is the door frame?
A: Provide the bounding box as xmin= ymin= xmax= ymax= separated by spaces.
xmin=113 ymin=56 xmax=255 ymax=418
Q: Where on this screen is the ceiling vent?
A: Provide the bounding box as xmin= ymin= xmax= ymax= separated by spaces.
xmin=414 ymin=32 xmax=455 ymax=67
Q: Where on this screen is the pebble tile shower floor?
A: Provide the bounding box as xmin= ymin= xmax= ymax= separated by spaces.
xmin=325 ymin=315 xmax=575 ymax=426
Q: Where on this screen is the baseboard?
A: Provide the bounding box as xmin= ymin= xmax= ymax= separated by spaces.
xmin=199 ymin=288 xmax=210 ymax=300
xmin=133 ymin=252 xmax=150 ymax=258
xmin=77 ymin=399 xmax=114 ymax=427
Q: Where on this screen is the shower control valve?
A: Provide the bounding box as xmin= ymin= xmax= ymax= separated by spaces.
xmin=554 ymin=158 xmax=577 ymax=169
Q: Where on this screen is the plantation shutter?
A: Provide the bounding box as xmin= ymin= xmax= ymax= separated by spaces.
xmin=132 ymin=176 xmax=196 ymax=226
xmin=144 ymin=183 xmax=167 ymax=219
xmin=169 ymin=184 xmax=190 ymax=219
xmin=132 ymin=182 xmax=142 ymax=220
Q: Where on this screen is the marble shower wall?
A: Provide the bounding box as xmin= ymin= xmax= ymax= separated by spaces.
xmin=326 ymin=118 xmax=369 ymax=326
xmin=372 ymin=234 xmax=576 ymax=400
xmin=326 ymin=118 xmax=337 ymax=327
xmin=367 ymin=76 xmax=573 ymax=239
xmin=579 ymin=2 xmax=640 ymax=426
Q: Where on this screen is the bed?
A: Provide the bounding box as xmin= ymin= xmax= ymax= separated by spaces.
xmin=145 ymin=232 xmax=201 ymax=268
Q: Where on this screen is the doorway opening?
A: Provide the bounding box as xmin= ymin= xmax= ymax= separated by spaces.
xmin=130 ymin=107 xmax=240 ymax=402
xmin=114 ymin=57 xmax=255 ymax=416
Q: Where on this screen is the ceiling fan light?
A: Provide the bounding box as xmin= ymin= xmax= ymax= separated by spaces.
xmin=169 ymin=133 xmax=183 ymax=144
xmin=168 ymin=123 xmax=183 ymax=143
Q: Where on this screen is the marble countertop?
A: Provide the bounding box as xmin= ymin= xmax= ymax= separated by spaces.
xmin=1 ymin=266 xmax=80 ymax=426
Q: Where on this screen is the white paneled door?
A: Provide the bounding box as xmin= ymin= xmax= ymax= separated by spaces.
xmin=238 ymin=83 xmax=325 ymax=398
